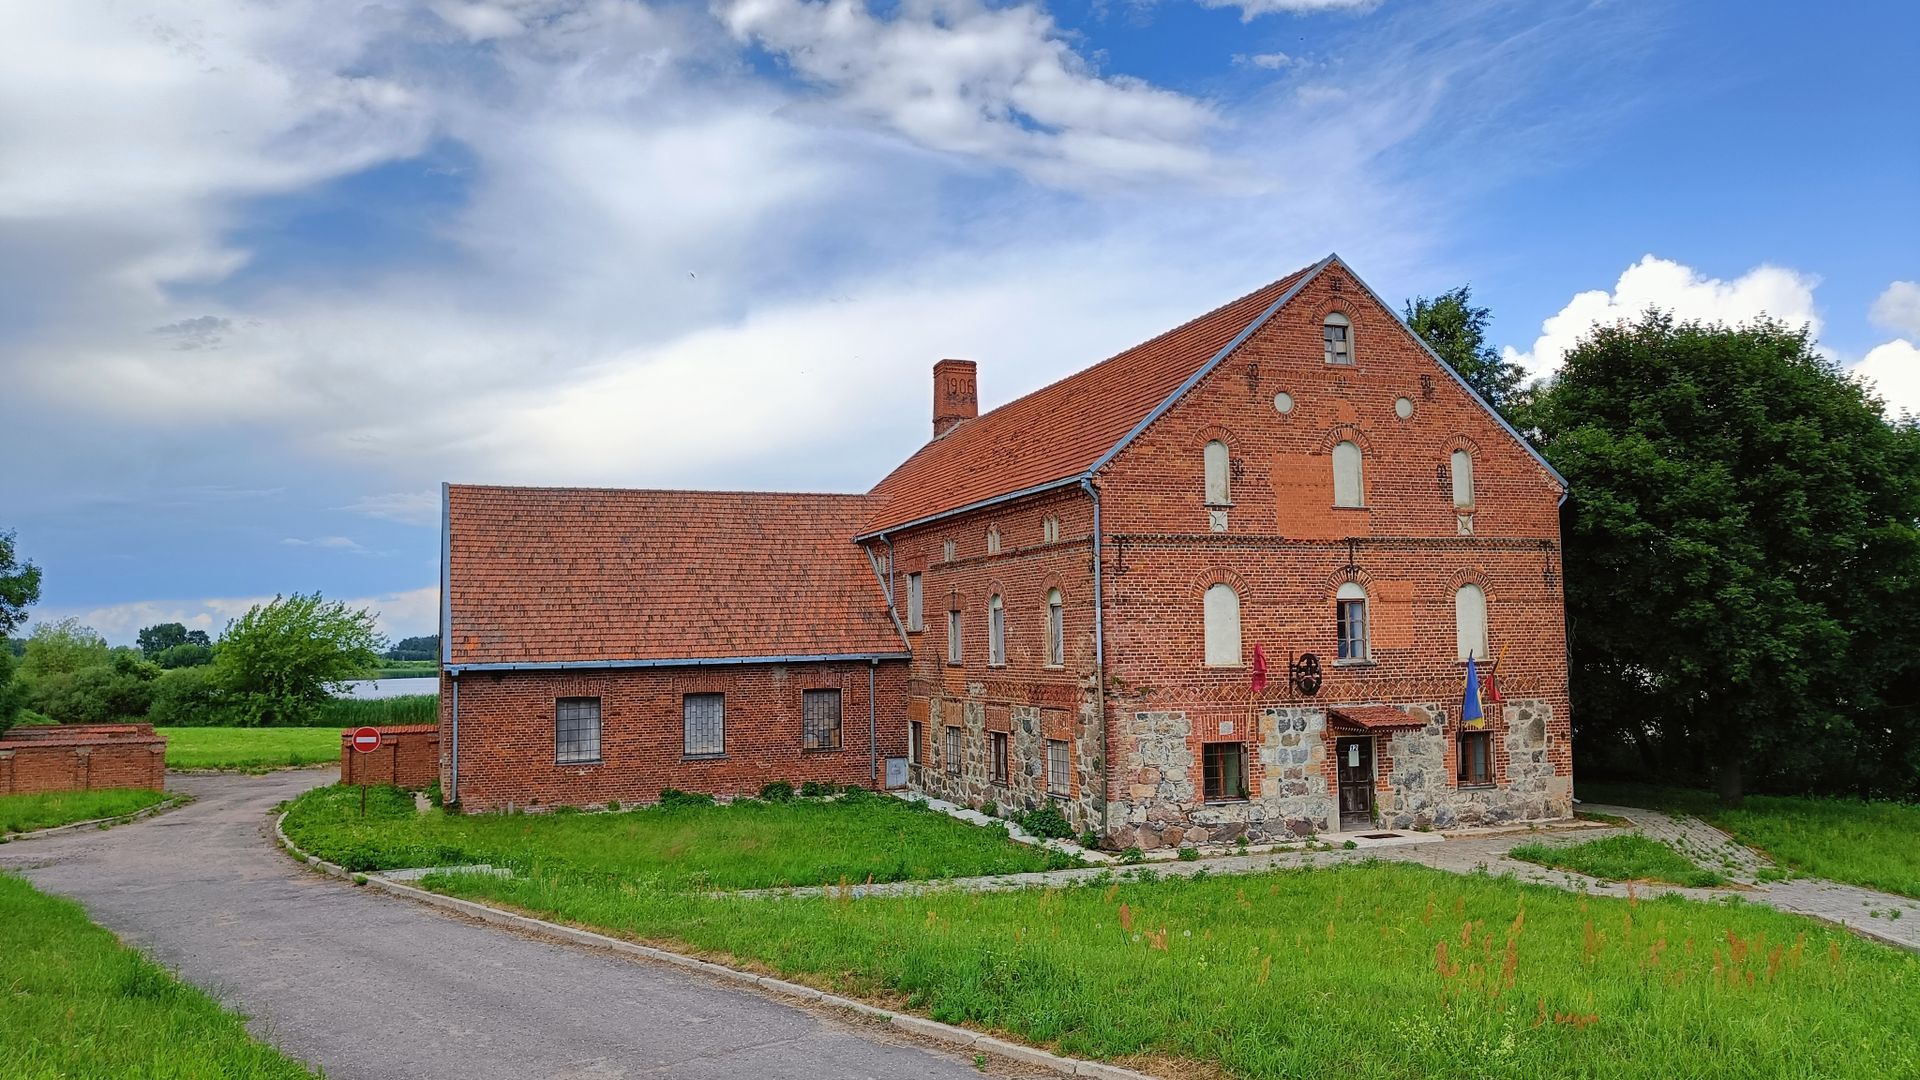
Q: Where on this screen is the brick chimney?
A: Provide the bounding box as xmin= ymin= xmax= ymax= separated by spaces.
xmin=932 ymin=358 xmax=978 ymax=438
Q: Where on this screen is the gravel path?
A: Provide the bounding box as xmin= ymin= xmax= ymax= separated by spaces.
xmin=0 ymin=770 xmax=994 ymax=1080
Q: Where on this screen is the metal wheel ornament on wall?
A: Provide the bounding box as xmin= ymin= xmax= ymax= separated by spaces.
xmin=1288 ymin=652 xmax=1324 ymax=697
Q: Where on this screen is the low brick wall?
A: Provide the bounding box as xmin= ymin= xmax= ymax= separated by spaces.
xmin=341 ymin=725 xmax=440 ymax=790
xmin=0 ymin=723 xmax=168 ymax=794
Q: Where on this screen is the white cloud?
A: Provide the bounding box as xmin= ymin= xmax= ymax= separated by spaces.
xmin=1851 ymin=339 xmax=1920 ymax=419
xmin=1234 ymin=52 xmax=1295 ymax=69
xmin=1201 ymin=0 xmax=1376 ymax=23
xmin=281 ymin=536 xmax=374 ymax=555
xmin=27 ymin=587 xmax=440 ymax=646
xmin=716 ymin=0 xmax=1217 ymax=185
xmin=343 ymin=491 xmax=441 ymax=527
xmin=1503 ymin=255 xmax=1823 ymax=378
xmin=1870 ymin=281 xmax=1920 ymax=340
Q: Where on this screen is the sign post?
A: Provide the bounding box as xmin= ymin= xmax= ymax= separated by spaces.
xmin=350 ymin=726 xmax=381 ymax=817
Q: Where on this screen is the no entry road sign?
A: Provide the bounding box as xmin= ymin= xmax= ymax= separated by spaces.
xmin=350 ymin=726 xmax=382 ymax=754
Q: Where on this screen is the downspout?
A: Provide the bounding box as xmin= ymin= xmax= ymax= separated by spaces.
xmin=449 ymin=673 xmax=460 ymax=807
xmin=869 ymin=660 xmax=878 ymax=786
xmin=1080 ymin=475 xmax=1109 ymax=838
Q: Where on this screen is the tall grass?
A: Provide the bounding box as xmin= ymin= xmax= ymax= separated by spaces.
xmin=321 ymin=695 xmax=436 ymax=728
xmin=0 ymin=873 xmax=316 ymax=1078
xmin=1581 ymin=782 xmax=1920 ymax=899
xmin=0 ymin=788 xmax=169 ymax=835
xmin=283 ymin=784 xmax=1068 ymax=888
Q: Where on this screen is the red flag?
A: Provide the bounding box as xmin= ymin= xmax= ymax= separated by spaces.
xmin=1250 ymin=645 xmax=1268 ymax=694
xmin=1482 ymin=644 xmax=1506 ymax=705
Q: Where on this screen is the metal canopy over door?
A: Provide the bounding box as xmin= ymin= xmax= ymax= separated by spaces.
xmin=1336 ymin=736 xmax=1375 ymax=827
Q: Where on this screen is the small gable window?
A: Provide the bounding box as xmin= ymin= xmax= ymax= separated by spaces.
xmin=1451 ymin=449 xmax=1475 ymax=508
xmin=1204 ymin=440 xmax=1231 ymax=505
xmin=1336 ymin=582 xmax=1370 ymax=662
xmin=943 ymin=539 xmax=956 ymax=562
xmin=905 ymin=572 xmax=924 ymax=632
xmin=988 ymin=594 xmax=1006 ymax=666
xmin=1045 ymin=588 xmax=1065 ymax=667
xmin=1203 ymin=583 xmax=1242 ymax=667
xmin=1455 ymin=583 xmax=1488 ymax=662
xmin=986 ymin=527 xmax=1002 ymax=555
xmin=1333 ymin=440 xmax=1365 ymax=507
xmin=1324 ymin=312 xmax=1353 ymax=365
xmin=1042 ymin=515 xmax=1060 ymax=544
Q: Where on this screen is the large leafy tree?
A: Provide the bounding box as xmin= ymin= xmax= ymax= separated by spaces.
xmin=0 ymin=531 xmax=40 ymax=636
xmin=1404 ymin=285 xmax=1529 ymax=417
xmin=20 ymin=618 xmax=112 ymax=679
xmin=215 ymin=593 xmax=384 ymax=726
xmin=1533 ymin=312 xmax=1920 ymax=804
xmin=137 ymin=622 xmax=193 ymax=657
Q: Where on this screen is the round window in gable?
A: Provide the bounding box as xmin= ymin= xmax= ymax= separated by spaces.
xmin=1274 ymin=391 xmax=1296 ymax=415
xmin=1394 ymin=396 xmax=1414 ymax=420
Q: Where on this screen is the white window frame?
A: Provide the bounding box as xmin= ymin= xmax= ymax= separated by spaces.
xmin=1045 ymin=588 xmax=1064 ymax=668
xmin=555 ymin=697 xmax=602 ymax=765
xmin=1333 ymin=440 xmax=1365 ymax=508
xmin=1336 ymin=582 xmax=1370 ymax=663
xmin=942 ymin=539 xmax=956 ymax=562
xmin=905 ymin=572 xmax=924 ymax=632
xmin=1046 ymin=738 xmax=1071 ymax=797
xmin=1324 ymin=312 xmax=1353 ymax=365
xmin=1203 ymin=583 xmax=1242 ymax=667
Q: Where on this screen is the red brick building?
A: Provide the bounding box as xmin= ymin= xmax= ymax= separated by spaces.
xmin=442 ymin=255 xmax=1573 ymax=842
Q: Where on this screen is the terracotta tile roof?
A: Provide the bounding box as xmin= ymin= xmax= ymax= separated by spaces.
xmin=1329 ymin=705 xmax=1428 ymax=733
xmin=860 ymin=262 xmax=1322 ymax=535
xmin=445 ymin=486 xmax=902 ymax=666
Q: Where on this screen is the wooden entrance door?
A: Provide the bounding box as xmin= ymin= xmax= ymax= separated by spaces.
xmin=1336 ymin=737 xmax=1374 ymax=826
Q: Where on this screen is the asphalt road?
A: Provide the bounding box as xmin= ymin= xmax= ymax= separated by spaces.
xmin=1 ymin=770 xmax=991 ymax=1080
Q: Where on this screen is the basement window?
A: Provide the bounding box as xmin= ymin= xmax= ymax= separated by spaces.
xmin=802 ymin=689 xmax=842 ymax=751
xmin=555 ymin=697 xmax=602 ymax=765
xmin=1203 ymin=741 xmax=1248 ymax=802
xmin=945 ymin=726 xmax=963 ymax=774
xmin=1047 ymin=738 xmax=1071 ymax=796
xmin=991 ymin=731 xmax=1009 ymax=786
xmin=1458 ymin=730 xmax=1493 ymax=787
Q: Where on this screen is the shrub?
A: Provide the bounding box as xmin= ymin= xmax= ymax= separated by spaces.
xmin=605 ymin=799 xmax=620 ymax=812
xmin=658 ymin=788 xmax=716 ymax=808
xmin=1119 ymin=846 xmax=1145 ymax=864
xmin=1176 ymin=846 xmax=1200 ymax=862
xmin=155 ymin=643 xmax=215 ymax=669
xmin=1014 ymin=803 xmax=1072 ymax=840
xmin=758 ymin=781 xmax=795 ymax=802
xmin=799 ymin=780 xmax=834 ymax=798
xmin=0 ymin=648 xmax=26 ymax=735
xmin=30 ymin=656 xmax=157 ymax=725
xmin=146 ymin=665 xmax=235 ymax=727
xmin=1079 ymin=830 xmax=1101 ymax=850
xmin=979 ymin=800 xmax=998 ymax=818
xmin=837 ymin=785 xmax=875 ymax=805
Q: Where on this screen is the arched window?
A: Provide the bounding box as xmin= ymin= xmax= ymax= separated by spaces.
xmin=1455 ymin=584 xmax=1488 ymax=661
xmin=986 ymin=527 xmax=1002 ymax=556
xmin=1045 ymin=588 xmax=1064 ymax=667
xmin=1203 ymin=584 xmax=1241 ymax=667
xmin=1323 ymin=313 xmax=1353 ymax=365
xmin=988 ymin=594 xmax=1006 ymax=666
xmin=1204 ymin=440 xmax=1231 ymax=505
xmin=1042 ymin=516 xmax=1060 ymax=544
xmin=1336 ymin=582 xmax=1369 ymax=661
xmin=1333 ymin=440 xmax=1364 ymax=507
xmin=1451 ymin=449 xmax=1474 ymax=508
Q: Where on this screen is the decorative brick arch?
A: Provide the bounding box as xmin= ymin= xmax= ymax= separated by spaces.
xmin=1447 ymin=566 xmax=1496 ymax=600
xmin=983 ymin=578 xmax=1009 ymax=602
xmin=1443 ymin=433 xmax=1485 ymax=457
xmin=1318 ymin=565 xmax=1378 ymax=598
xmin=1038 ymin=571 xmax=1068 ymax=598
xmin=1190 ymin=567 xmax=1252 ymax=600
xmin=1315 ymin=297 xmax=1356 ymax=322
xmin=1314 ymin=423 xmax=1374 ymax=455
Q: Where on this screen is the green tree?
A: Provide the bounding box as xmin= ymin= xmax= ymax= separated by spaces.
xmin=147 ymin=665 xmax=235 ymax=727
xmin=214 ymin=593 xmax=384 ymax=726
xmin=1532 ymin=312 xmax=1920 ymax=804
xmin=0 ymin=531 xmax=40 ymax=636
xmin=385 ymin=634 xmax=440 ymax=662
xmin=155 ymin=642 xmax=215 ymax=669
xmin=137 ymin=622 xmax=192 ymax=658
xmin=29 ymin=651 xmax=158 ymax=725
xmin=1404 ymin=285 xmax=1529 ymax=416
xmin=0 ymin=648 xmax=28 ymax=734
xmin=20 ymin=619 xmax=112 ymax=679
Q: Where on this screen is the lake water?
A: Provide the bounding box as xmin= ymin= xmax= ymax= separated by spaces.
xmin=338 ymin=677 xmax=439 ymax=700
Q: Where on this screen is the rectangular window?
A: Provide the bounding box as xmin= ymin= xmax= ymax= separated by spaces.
xmin=802 ymin=689 xmax=842 ymax=751
xmin=1458 ymin=730 xmax=1493 ymax=786
xmin=906 ymin=573 xmax=924 ymax=632
xmin=944 ymin=726 xmax=962 ymax=774
xmin=947 ymin=609 xmax=963 ymax=665
xmin=1046 ymin=738 xmax=1070 ymax=796
xmin=683 ymin=693 xmax=725 ymax=757
xmin=909 ymin=720 xmax=924 ymax=765
xmin=1337 ymin=599 xmax=1369 ymax=661
xmin=555 ymin=697 xmax=602 ymax=764
xmin=990 ymin=731 xmax=1009 ymax=786
xmin=1203 ymin=742 xmax=1248 ymax=801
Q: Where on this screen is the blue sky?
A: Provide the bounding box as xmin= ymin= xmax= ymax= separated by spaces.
xmin=3 ymin=0 xmax=1917 ymax=644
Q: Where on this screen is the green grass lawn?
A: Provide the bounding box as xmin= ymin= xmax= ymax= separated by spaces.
xmin=158 ymin=727 xmax=340 ymax=772
xmin=1580 ymin=782 xmax=1920 ymax=899
xmin=286 ymin=786 xmax=1920 ymax=1078
xmin=0 ymin=872 xmax=315 ymax=1079
xmin=1508 ymin=833 xmax=1728 ymax=888
xmin=0 ymin=788 xmax=171 ymax=836
xmin=282 ymin=784 xmax=1071 ymax=889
